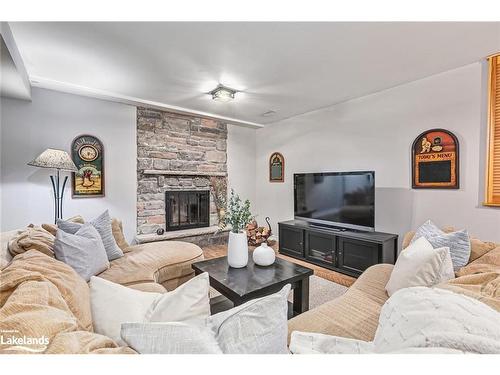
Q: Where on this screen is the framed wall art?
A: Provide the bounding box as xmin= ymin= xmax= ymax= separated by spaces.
xmin=71 ymin=134 xmax=105 ymax=197
xmin=269 ymin=152 xmax=285 ymax=183
xmin=411 ymin=129 xmax=459 ymax=189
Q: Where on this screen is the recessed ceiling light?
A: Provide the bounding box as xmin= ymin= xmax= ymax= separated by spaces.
xmin=209 ymin=84 xmax=237 ymax=102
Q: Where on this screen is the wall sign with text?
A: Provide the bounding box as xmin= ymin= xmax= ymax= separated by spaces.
xmin=412 ymin=129 xmax=459 ymax=189
xmin=71 ymin=134 xmax=105 ymax=197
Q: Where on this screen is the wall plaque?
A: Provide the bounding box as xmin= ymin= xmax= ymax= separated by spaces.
xmin=71 ymin=134 xmax=105 ymax=197
xmin=269 ymin=152 xmax=285 ymax=183
xmin=412 ymin=129 xmax=459 ymax=189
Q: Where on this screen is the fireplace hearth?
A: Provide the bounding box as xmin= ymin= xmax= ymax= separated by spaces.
xmin=165 ymin=190 xmax=210 ymax=231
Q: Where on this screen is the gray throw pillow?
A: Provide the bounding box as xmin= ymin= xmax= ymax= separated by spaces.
xmin=410 ymin=220 xmax=471 ymax=270
xmin=57 ymin=210 xmax=123 ymax=261
xmin=54 ymin=223 xmax=110 ymax=281
xmin=120 ymin=323 xmax=222 ymax=354
xmin=121 ymin=284 xmax=291 ymax=354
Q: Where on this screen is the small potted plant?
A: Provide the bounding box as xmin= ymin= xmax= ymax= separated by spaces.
xmin=220 ymin=189 xmax=253 ymax=268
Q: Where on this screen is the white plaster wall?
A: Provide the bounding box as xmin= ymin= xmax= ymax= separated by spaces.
xmin=0 ymin=88 xmax=138 ymax=241
xmin=227 ymin=124 xmax=257 ymax=212
xmin=255 ymin=63 xmax=500 ymax=244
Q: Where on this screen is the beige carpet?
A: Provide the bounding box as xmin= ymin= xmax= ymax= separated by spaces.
xmin=298 ymin=275 xmax=348 ymax=309
xmin=209 ymin=275 xmax=348 ymax=310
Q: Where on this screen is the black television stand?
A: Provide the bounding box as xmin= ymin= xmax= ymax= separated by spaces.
xmin=278 ymin=220 xmax=398 ymax=278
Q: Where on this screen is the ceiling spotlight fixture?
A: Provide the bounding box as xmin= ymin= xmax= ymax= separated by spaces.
xmin=209 ymin=84 xmax=237 ymax=102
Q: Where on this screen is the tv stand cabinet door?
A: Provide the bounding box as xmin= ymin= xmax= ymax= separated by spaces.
xmin=337 ymin=237 xmax=379 ymax=276
xmin=279 ymin=225 xmax=304 ymax=258
xmin=304 ymin=230 xmax=336 ymax=267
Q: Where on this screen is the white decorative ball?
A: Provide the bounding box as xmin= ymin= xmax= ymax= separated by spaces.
xmin=252 ymin=242 xmax=276 ymax=266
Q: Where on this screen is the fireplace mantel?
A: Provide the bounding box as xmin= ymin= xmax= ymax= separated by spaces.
xmin=143 ymin=170 xmax=227 ymax=177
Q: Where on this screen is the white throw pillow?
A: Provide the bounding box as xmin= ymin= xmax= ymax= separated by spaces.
xmin=89 ymin=273 xmax=210 ymax=345
xmin=385 ymin=237 xmax=454 ymax=296
xmin=121 ymin=284 xmax=291 ymax=354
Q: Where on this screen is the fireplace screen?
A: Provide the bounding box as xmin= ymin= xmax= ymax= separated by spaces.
xmin=165 ymin=190 xmax=210 ymax=231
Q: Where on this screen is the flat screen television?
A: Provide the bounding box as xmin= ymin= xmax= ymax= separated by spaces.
xmin=294 ymin=171 xmax=375 ymax=231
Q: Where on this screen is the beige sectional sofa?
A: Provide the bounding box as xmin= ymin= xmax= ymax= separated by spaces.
xmin=0 ymin=221 xmax=205 ymax=354
xmin=288 ymin=231 xmax=500 ymax=343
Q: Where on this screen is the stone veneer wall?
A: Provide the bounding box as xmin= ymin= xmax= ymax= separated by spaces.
xmin=136 ymin=107 xmax=227 ymax=236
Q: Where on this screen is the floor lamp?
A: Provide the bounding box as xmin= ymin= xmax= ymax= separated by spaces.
xmin=28 ymin=148 xmax=78 ymax=224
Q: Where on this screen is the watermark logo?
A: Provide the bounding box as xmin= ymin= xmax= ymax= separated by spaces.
xmin=1 ymin=330 xmax=49 ymax=353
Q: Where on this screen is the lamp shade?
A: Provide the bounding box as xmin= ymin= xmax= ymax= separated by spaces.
xmin=27 ymin=148 xmax=78 ymax=172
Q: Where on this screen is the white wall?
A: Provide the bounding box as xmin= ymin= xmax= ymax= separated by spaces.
xmin=227 ymin=124 xmax=257 ymax=208
xmin=0 ymin=88 xmax=138 ymax=240
xmin=255 ymin=63 xmax=500 ymax=244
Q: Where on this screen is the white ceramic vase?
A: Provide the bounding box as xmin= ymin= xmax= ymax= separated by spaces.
xmin=252 ymin=242 xmax=276 ymax=266
xmin=227 ymin=231 xmax=248 ymax=268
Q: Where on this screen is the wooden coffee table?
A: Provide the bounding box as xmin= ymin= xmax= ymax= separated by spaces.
xmin=192 ymin=254 xmax=313 ymax=318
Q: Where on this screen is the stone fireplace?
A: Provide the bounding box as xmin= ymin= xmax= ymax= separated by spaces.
xmin=136 ymin=107 xmax=229 ymax=246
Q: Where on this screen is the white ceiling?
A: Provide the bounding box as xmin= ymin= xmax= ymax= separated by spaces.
xmin=8 ymin=22 xmax=500 ymax=126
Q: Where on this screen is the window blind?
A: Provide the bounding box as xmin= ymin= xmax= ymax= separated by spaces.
xmin=485 ymin=54 xmax=500 ymax=206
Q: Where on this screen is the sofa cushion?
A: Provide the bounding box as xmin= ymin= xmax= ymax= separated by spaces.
xmin=127 ymin=282 xmax=167 ymax=293
xmin=121 ymin=322 xmax=222 ymax=354
xmin=410 ymin=220 xmax=470 ymax=270
xmin=43 ymin=215 xmax=131 ymax=254
xmin=469 ymin=238 xmax=498 ymax=263
xmin=456 ymin=245 xmax=500 ymax=276
xmin=57 ymin=210 xmax=124 ymax=261
xmin=54 ymin=223 xmax=110 ymax=282
xmin=41 ymin=215 xmax=85 ymax=236
xmin=98 ymin=241 xmax=204 ymax=289
xmin=111 ymin=218 xmax=130 ymax=252
xmin=121 ymin=284 xmax=291 ymax=354
xmin=385 ymin=237 xmax=454 ymax=296
xmin=0 ymin=250 xmax=93 ymax=331
xmin=402 ymin=227 xmax=497 ymax=264
xmin=89 ymin=273 xmax=210 ymax=346
xmin=287 ymin=264 xmax=393 ymax=343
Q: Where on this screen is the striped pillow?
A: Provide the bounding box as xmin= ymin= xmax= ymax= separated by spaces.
xmin=410 ymin=220 xmax=471 ymax=270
